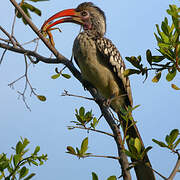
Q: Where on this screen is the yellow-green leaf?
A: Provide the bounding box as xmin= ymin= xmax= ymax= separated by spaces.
xmin=24 ymin=3 xmax=41 ymax=16
xmin=134 ymin=138 xmax=142 ymax=154
xmin=66 ymin=146 xmax=76 ymax=155
xmin=81 ymin=137 xmax=88 ymax=154
xmin=51 ymin=74 xmax=60 ymax=79
xmin=62 ymin=74 xmax=71 ymax=79
xmin=37 ymin=95 xmax=46 ymax=102
xmin=107 ymin=176 xmax=117 ymax=180
xmin=123 ymin=69 xmax=141 ymax=77
xmin=152 ymin=72 xmax=161 ymax=83
xmin=171 ymin=84 xmax=180 ymax=90
xmin=166 ymin=68 xmax=176 ymax=82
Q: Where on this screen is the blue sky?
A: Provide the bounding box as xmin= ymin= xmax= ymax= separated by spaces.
xmin=0 ymin=0 xmax=179 ymax=179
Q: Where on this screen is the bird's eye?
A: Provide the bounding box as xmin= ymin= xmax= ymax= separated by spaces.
xmin=81 ymin=11 xmax=88 ymax=17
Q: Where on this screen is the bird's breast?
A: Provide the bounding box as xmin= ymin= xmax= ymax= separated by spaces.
xmin=73 ymin=33 xmax=120 ymax=101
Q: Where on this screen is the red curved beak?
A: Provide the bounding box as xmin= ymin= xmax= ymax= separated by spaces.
xmin=41 ymin=8 xmax=83 ymax=31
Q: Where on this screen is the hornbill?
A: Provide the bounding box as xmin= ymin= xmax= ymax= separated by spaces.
xmin=42 ymin=2 xmax=155 ymax=179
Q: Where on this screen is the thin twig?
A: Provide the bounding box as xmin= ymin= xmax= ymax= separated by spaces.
xmin=84 ymin=154 xmax=120 ymax=160
xmin=62 ymin=90 xmax=95 ymax=101
xmin=0 ymin=25 xmax=16 ymax=46
xmin=11 ymin=9 xmax=18 ymax=37
xmin=0 ymin=38 xmax=11 ymax=43
xmin=21 ymin=38 xmax=39 ymax=46
xmin=68 ymin=126 xmax=114 ymax=137
xmin=8 ymin=74 xmax=25 ymax=88
xmin=0 ymin=49 xmax=8 ymax=65
xmin=12 ymin=36 xmax=37 ymax=63
xmin=149 ymin=166 xmax=167 ymax=180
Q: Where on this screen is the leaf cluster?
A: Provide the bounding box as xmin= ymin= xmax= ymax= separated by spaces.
xmin=0 ymin=137 xmax=47 ymax=180
xmin=124 ymin=138 xmax=152 ymax=161
xmin=92 ymin=172 xmax=117 ymax=180
xmin=66 ymin=137 xmax=91 ymax=158
xmin=15 ymin=0 xmax=49 ymax=25
xmin=152 ymin=129 xmax=180 ymax=152
xmin=124 ymin=4 xmax=180 ymax=89
xmin=70 ymin=107 xmax=99 ymax=129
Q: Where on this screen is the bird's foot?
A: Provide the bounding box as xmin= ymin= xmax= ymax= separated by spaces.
xmin=103 ymin=94 xmax=116 ymax=109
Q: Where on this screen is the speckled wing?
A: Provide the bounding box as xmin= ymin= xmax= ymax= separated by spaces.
xmin=96 ymin=37 xmax=133 ymax=106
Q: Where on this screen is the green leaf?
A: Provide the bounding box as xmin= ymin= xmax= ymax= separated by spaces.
xmin=152 ymin=72 xmax=161 ymax=83
xmin=29 ymin=160 xmax=38 ymax=166
xmin=166 ymin=68 xmax=176 ymax=81
xmin=19 ymin=166 xmax=29 ymax=179
xmin=161 ymin=21 xmax=169 ymax=36
xmin=24 ymin=3 xmax=41 ymax=16
xmin=0 ymin=158 xmax=9 ymax=171
xmin=21 ymin=5 xmax=31 ymax=25
xmin=124 ymin=149 xmax=137 ymax=159
xmin=123 ymin=69 xmax=141 ymax=77
xmin=165 ymin=135 xmax=170 ymax=145
xmin=81 ymin=137 xmax=88 ymax=154
xmin=24 ymin=173 xmax=35 ymax=180
xmin=92 ymin=172 xmax=98 ymax=180
xmin=66 ymin=146 xmax=76 ymax=155
xmin=154 ymin=33 xmax=162 ymax=43
xmin=62 ymin=74 xmax=71 ymax=79
xmin=174 ymin=138 xmax=180 ymax=149
xmin=169 ymin=129 xmax=179 ymax=144
xmin=33 ymin=146 xmax=40 ymax=155
xmin=151 ymin=56 xmax=165 ymax=63
xmin=23 ymin=137 xmax=29 ymax=144
xmin=13 ymin=154 xmax=20 ymax=167
xmin=37 ymin=95 xmax=46 ymax=102
xmin=146 ymin=49 xmax=152 ymax=66
xmin=51 ymin=74 xmax=60 ymax=79
xmin=16 ymin=141 xmax=23 ymax=154
xmin=125 ymin=56 xmax=142 ymax=69
xmin=79 ymin=107 xmax=85 ymax=116
xmin=134 ymin=138 xmax=142 ymax=154
xmin=171 ymin=84 xmax=180 ymax=90
xmin=15 ymin=8 xmax=22 ymax=18
xmin=107 ymin=176 xmax=117 ymax=180
xmin=152 ymin=139 xmax=168 ymax=148
xmin=76 ymin=147 xmax=80 ymax=156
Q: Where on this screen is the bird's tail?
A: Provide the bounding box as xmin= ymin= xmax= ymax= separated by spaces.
xmin=117 ymin=109 xmax=155 ymax=180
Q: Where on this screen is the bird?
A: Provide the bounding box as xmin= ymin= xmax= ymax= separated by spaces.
xmin=41 ymin=2 xmax=155 ymax=179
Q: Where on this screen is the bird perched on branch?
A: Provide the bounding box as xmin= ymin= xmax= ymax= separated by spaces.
xmin=42 ymin=2 xmax=155 ymax=179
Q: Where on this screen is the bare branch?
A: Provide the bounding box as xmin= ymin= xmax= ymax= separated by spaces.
xmin=62 ymin=90 xmax=95 ymax=101
xmin=84 ymin=154 xmax=120 ymax=160
xmin=0 ymin=49 xmax=8 ymax=65
xmin=168 ymin=154 xmax=180 ymax=180
xmin=0 ymin=25 xmax=16 ymax=46
xmin=0 ymin=42 xmax=61 ymax=64
xmin=68 ymin=126 xmax=114 ymax=137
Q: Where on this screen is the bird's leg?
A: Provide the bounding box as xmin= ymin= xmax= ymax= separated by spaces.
xmin=103 ymin=94 xmax=116 ymax=108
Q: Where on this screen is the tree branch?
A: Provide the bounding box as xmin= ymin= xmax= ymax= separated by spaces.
xmin=168 ymin=153 xmax=180 ymax=180
xmin=67 ymin=126 xmax=114 ymax=137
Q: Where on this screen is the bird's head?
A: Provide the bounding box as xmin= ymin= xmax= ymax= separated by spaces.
xmin=42 ymin=2 xmax=106 ymax=37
